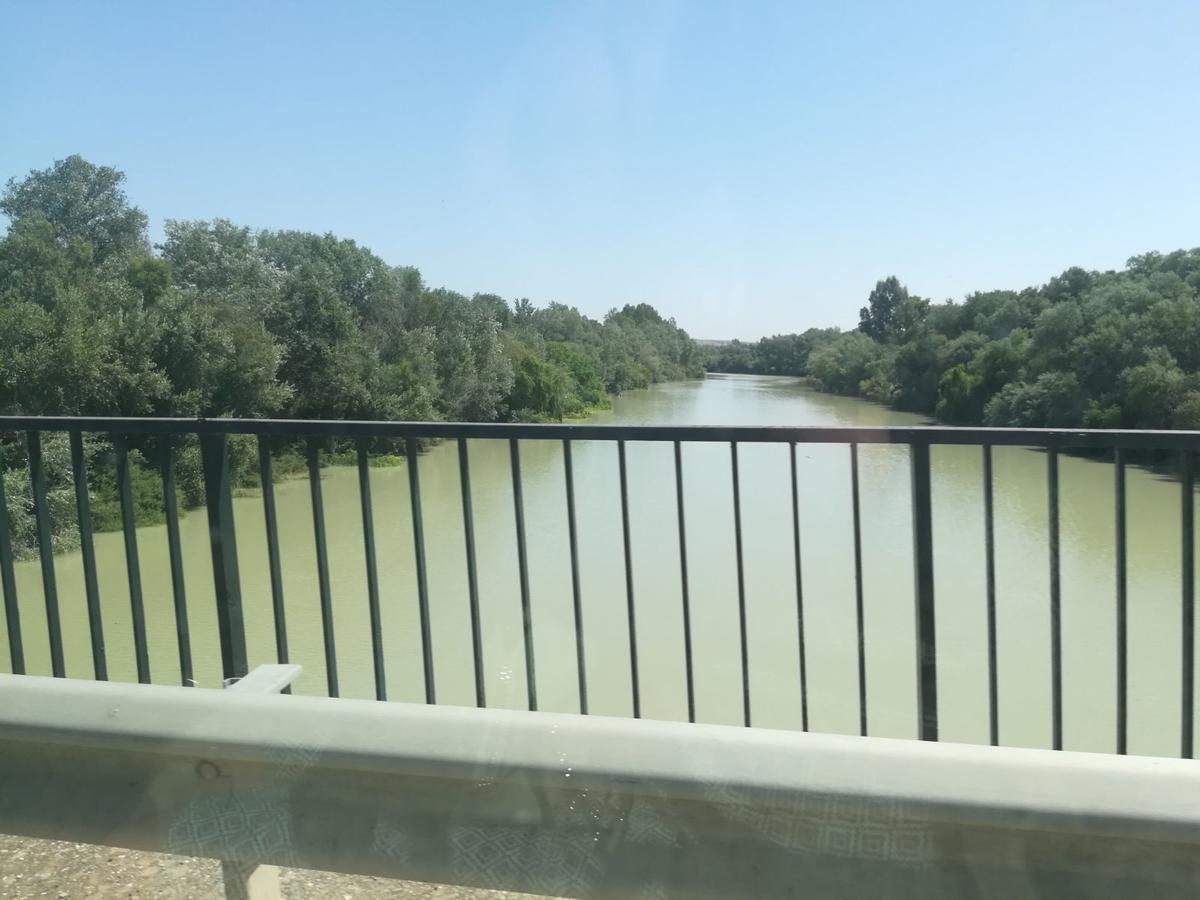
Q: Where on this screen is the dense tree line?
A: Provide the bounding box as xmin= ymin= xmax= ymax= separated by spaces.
xmin=704 ymin=329 xmax=840 ymax=378
xmin=0 ymin=155 xmax=702 ymax=554
xmin=1 ymin=155 xmax=702 ymax=423
xmin=709 ymin=253 xmax=1200 ymax=431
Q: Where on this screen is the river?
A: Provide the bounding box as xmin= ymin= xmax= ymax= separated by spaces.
xmin=1 ymin=374 xmax=1192 ymax=756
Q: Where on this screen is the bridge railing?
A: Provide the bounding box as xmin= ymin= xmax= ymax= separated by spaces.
xmin=0 ymin=417 xmax=1195 ymax=756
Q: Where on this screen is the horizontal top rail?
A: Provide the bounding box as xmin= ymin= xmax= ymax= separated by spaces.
xmin=2 ymin=416 xmax=1200 ymax=449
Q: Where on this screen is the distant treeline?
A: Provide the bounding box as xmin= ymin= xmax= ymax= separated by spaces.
xmin=0 ymin=155 xmax=703 ymax=555
xmin=707 ymin=251 xmax=1200 ymax=430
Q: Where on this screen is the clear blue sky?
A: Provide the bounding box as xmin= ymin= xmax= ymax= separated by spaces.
xmin=2 ymin=1 xmax=1198 ymax=339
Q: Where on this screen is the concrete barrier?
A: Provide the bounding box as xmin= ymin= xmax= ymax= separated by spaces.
xmin=0 ymin=672 xmax=1198 ymax=898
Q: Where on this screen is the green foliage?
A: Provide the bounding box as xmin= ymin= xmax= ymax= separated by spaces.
xmin=0 ymin=154 xmax=705 ymax=546
xmin=86 ymin=447 xmax=166 ymax=534
xmin=0 ymin=155 xmax=701 ymax=430
xmin=546 ymin=342 xmax=608 ymax=415
xmin=723 ymin=249 xmax=1200 ymax=433
xmin=807 ymin=333 xmax=884 ymax=396
xmin=1 ymin=433 xmax=80 ymax=558
xmin=935 ymin=365 xmax=984 ymax=424
xmin=507 ymin=339 xmax=568 ymax=421
xmin=983 ymin=372 xmax=1085 ymax=427
xmin=707 ymin=328 xmax=840 ymax=377
xmin=1 ymin=155 xmax=148 ymax=265
xmin=125 ymin=256 xmax=173 ymax=305
xmin=858 ymin=276 xmax=927 ymax=343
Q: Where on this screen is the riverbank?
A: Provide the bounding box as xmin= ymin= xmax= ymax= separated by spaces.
xmin=0 ymin=377 xmax=700 ymax=563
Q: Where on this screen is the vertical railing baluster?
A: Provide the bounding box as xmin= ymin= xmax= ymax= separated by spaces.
xmin=1115 ymin=448 xmax=1128 ymax=755
xmin=509 ymin=439 xmax=536 ymax=711
xmin=408 ymin=441 xmax=436 ymax=710
xmin=160 ymin=440 xmax=192 ymax=686
xmin=406 ymin=437 xmax=435 ymax=705
xmin=458 ymin=438 xmax=485 ymax=708
xmin=673 ymin=440 xmax=695 ymax=723
xmin=256 ymin=438 xmax=289 ymax=668
xmin=731 ymin=442 xmax=750 ymax=728
xmin=0 ymin=460 xmax=24 ymax=675
xmin=69 ymin=431 xmax=106 ymax=680
xmin=200 ymin=434 xmax=248 ymax=683
xmin=983 ymin=444 xmax=998 ymax=746
xmin=617 ymin=440 xmax=640 ymax=718
xmin=1182 ymin=449 xmax=1195 ymax=761
xmin=850 ymin=442 xmax=867 ymax=737
xmin=790 ymin=442 xmax=808 ymax=732
xmin=1047 ymin=448 xmax=1063 ymax=751
xmin=563 ymin=440 xmax=588 ymax=715
xmin=26 ymin=431 xmax=63 ymax=677
xmin=307 ymin=441 xmax=338 ymax=697
xmin=1180 ymin=451 xmax=1190 ymax=763
xmin=357 ymin=440 xmax=386 ymax=702
xmin=910 ymin=440 xmax=938 ymax=741
xmin=115 ymin=437 xmax=150 ymax=683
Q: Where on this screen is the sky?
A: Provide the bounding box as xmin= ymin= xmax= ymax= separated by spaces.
xmin=2 ymin=1 xmax=1199 ymax=339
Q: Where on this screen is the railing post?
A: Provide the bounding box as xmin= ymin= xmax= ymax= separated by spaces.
xmin=161 ymin=440 xmax=193 ymax=687
xmin=115 ymin=437 xmax=150 ymax=683
xmin=1182 ymin=449 xmax=1195 ymax=760
xmin=0 ymin=461 xmax=24 ymax=675
xmin=307 ymin=440 xmax=339 ymax=698
xmin=27 ymin=431 xmax=64 ymax=677
xmin=70 ymin=431 xmax=107 ymax=681
xmin=201 ymin=434 xmax=248 ymax=682
xmin=910 ymin=440 xmax=938 ymax=741
xmin=1047 ymin=449 xmax=1063 ymax=750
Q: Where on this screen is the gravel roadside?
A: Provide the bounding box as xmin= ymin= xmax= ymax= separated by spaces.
xmin=0 ymin=835 xmax=544 ymax=900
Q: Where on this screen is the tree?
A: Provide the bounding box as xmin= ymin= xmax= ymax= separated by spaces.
xmin=547 ymin=342 xmax=607 ymax=413
xmin=407 ymin=288 xmax=514 ymax=422
xmin=936 ymin=365 xmax=984 ymax=424
xmin=266 ymin=269 xmax=373 ymax=418
xmin=0 ymin=213 xmax=93 ymax=308
xmin=507 ymin=340 xmax=567 ymax=420
xmin=371 ymin=327 xmax=439 ymax=422
xmin=971 ymin=331 xmax=1029 ymax=399
xmin=711 ymin=340 xmax=757 ymax=374
xmin=126 ymin=256 xmax=173 ymax=305
xmin=808 ymin=332 xmax=883 ymax=396
xmin=2 ymin=155 xmax=148 ymax=264
xmin=858 ymin=276 xmax=910 ymax=342
xmin=891 ymin=330 xmax=944 ymax=413
xmin=983 ymin=372 xmax=1084 ymax=427
xmin=1043 ymin=266 xmax=1095 ymax=304
xmin=1029 ymin=302 xmax=1085 ymax=372
xmin=0 ymin=153 xmax=713 ymax=556
xmin=160 ymin=219 xmax=279 ymax=298
xmin=154 ymin=291 xmax=289 ymax=416
xmin=700 ymin=235 xmax=1200 ymax=436
xmin=1118 ymin=348 xmax=1186 ymax=429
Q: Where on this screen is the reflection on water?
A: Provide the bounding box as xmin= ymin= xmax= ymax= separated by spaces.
xmin=1 ymin=374 xmax=1194 ymax=756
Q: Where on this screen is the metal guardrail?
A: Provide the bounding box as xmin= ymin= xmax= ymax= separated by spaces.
xmin=0 ymin=417 xmax=1196 ymax=757
xmin=0 ymin=672 xmax=1198 ymax=899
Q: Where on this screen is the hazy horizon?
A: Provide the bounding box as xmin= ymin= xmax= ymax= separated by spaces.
xmin=3 ymin=1 xmax=1198 ymax=340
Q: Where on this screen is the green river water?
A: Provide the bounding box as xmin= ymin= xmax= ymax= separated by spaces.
xmin=1 ymin=374 xmax=1193 ymax=756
